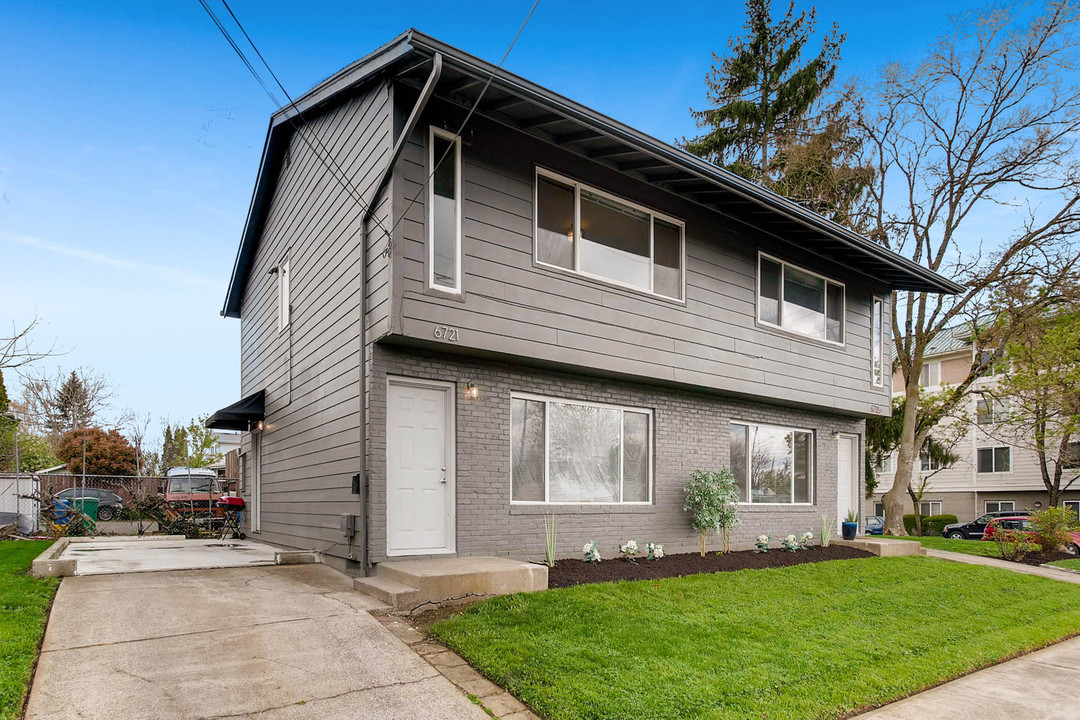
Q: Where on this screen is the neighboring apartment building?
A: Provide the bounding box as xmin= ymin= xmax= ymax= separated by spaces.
xmin=871 ymin=326 xmax=1080 ymax=522
xmin=207 ymin=31 xmax=959 ymax=574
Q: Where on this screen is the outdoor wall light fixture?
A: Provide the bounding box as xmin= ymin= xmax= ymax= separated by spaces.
xmin=1035 ymin=501 xmax=1043 ymax=509
xmin=465 ymin=382 xmax=480 ymax=400
xmin=268 ymin=266 xmax=279 ymax=275
xmin=252 ymin=420 xmax=265 ymax=432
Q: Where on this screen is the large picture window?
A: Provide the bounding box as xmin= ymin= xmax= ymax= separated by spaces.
xmin=729 ymin=422 xmax=814 ymax=504
xmin=758 ymin=254 xmax=844 ymax=344
xmin=511 ymin=394 xmax=652 ymax=504
xmin=534 ymin=169 xmax=685 ymax=301
xmin=428 ymin=127 xmax=461 ymax=293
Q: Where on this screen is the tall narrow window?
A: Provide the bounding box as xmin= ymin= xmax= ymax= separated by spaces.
xmin=757 ymin=254 xmax=844 ymax=344
xmin=278 ymin=259 xmax=290 ymax=332
xmin=872 ymin=298 xmax=884 ymax=387
xmin=429 ymin=127 xmax=461 ymax=293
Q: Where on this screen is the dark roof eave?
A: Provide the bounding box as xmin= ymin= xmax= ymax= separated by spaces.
xmin=221 ymin=29 xmax=962 ymax=317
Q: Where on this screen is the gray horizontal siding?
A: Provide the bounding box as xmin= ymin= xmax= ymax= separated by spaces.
xmin=238 ymin=79 xmax=393 ymax=561
xmin=390 ymin=95 xmax=893 ymax=417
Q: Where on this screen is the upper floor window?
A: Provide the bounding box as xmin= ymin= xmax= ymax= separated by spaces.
xmin=757 ymin=254 xmax=844 ymax=344
xmin=429 ymin=127 xmax=461 ymax=293
xmin=875 ymin=452 xmax=895 ymax=474
xmin=730 ymin=422 xmax=813 ymax=505
xmin=277 ymin=258 xmax=290 ymax=333
xmin=919 ymin=361 xmax=941 ymax=387
xmin=872 ymin=297 xmax=885 ymax=387
xmin=977 ymin=446 xmax=1011 ymax=473
xmin=534 ymin=168 xmax=684 ymax=301
xmin=920 ymin=448 xmax=944 ymax=472
xmin=511 ymin=394 xmax=652 ymax=504
xmin=976 ymin=396 xmax=1010 ymax=425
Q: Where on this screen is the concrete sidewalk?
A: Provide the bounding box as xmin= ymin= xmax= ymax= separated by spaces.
xmin=25 ymin=564 xmax=490 ymax=720
xmin=854 ymin=637 xmax=1080 ymax=719
xmin=923 ymin=548 xmax=1080 ymax=585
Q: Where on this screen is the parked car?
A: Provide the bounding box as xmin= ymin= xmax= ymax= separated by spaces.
xmin=941 ymin=510 xmax=1032 ymax=540
xmin=983 ymin=516 xmax=1080 ymax=555
xmin=864 ymin=516 xmax=885 ymax=535
xmin=163 ymin=468 xmax=222 ymax=515
xmin=54 ymin=487 xmax=123 ymax=521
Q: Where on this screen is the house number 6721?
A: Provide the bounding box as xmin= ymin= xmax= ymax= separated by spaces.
xmin=433 ymin=325 xmax=459 ymax=342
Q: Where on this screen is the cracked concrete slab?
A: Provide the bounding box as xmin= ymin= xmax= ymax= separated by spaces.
xmin=25 ymin=564 xmax=489 ymax=720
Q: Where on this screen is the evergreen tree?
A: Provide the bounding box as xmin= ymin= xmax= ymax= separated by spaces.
xmin=683 ymin=0 xmax=843 ymax=185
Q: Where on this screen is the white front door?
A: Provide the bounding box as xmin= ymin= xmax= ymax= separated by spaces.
xmin=387 ymin=379 xmax=455 ymax=555
xmin=836 ymin=434 xmax=857 ymax=532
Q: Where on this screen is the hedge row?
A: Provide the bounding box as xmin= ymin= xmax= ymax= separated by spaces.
xmin=902 ymin=514 xmax=960 ymax=536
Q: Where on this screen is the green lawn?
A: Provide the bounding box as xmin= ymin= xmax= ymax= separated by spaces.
xmin=1048 ymin=558 xmax=1080 ymax=571
xmin=433 ymin=556 xmax=1080 ymax=720
xmin=902 ymin=535 xmax=1002 ymax=557
xmin=0 ymin=541 xmax=58 ymax=720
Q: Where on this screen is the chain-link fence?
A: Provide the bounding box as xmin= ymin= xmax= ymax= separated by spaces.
xmin=0 ymin=473 xmax=40 ymax=533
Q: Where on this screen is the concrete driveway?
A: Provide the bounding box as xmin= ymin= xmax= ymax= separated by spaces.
xmin=58 ymin=537 xmax=278 ymax=575
xmin=25 ymin=564 xmax=489 ymax=720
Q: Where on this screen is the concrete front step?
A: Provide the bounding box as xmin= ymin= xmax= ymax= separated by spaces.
xmin=354 ymin=556 xmax=548 ymax=613
xmin=352 ymin=575 xmax=421 ymax=608
xmin=834 ymin=537 xmax=925 ymax=557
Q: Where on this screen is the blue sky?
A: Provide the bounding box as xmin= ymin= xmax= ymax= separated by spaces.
xmin=1 ymin=0 xmax=984 ymax=439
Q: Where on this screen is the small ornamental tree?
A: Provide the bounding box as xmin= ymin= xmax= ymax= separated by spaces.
xmin=57 ymin=427 xmax=137 ymax=476
xmin=683 ymin=469 xmax=741 ymax=556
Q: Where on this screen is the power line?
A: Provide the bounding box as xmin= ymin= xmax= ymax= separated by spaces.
xmin=198 ymin=0 xmax=392 ymax=239
xmin=384 ymin=0 xmax=541 ymax=244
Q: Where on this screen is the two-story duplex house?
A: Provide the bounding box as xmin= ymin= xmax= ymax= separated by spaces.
xmin=871 ymin=327 xmax=1080 ymax=523
xmin=207 ymin=30 xmax=960 ymax=575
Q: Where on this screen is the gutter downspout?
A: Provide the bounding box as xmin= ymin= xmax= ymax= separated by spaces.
xmin=357 ymin=51 xmax=442 ymax=575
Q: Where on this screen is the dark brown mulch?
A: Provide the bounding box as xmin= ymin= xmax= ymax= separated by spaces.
xmin=1011 ymin=551 xmax=1076 ymax=566
xmin=546 ymin=545 xmax=875 ymax=589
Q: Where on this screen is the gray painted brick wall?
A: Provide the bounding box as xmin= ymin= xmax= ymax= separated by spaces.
xmin=369 ymin=343 xmax=864 ymax=564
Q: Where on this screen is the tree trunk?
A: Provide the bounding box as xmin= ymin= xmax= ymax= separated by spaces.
xmin=700 ymin=528 xmax=707 ymax=557
xmin=883 ymin=385 xmax=922 ymax=535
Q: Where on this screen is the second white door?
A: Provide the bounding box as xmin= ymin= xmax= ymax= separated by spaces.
xmin=836 ymin=434 xmax=857 ymax=532
xmin=387 ymin=379 xmax=455 ymax=555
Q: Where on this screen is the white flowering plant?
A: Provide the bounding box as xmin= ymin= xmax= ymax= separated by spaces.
xmin=619 ymin=539 xmax=639 ymax=561
xmin=799 ymin=531 xmax=814 ymax=549
xmin=646 ymin=542 xmax=664 ymax=560
xmin=583 ymin=540 xmax=601 ymax=563
xmin=754 ymin=535 xmax=770 ymax=553
xmin=781 ymin=534 xmax=800 ymax=552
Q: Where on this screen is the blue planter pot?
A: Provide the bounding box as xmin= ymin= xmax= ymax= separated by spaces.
xmin=841 ymin=522 xmax=858 ymax=540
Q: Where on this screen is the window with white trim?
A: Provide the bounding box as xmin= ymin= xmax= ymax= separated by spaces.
xmin=875 ymin=452 xmax=895 ymax=474
xmin=919 ymin=501 xmax=942 ymax=516
xmin=919 ymin=361 xmax=941 ymax=387
xmin=511 ymin=394 xmax=652 ymax=503
xmin=872 ymin=297 xmax=885 ymax=386
xmin=1064 ymin=500 xmax=1080 ymax=521
xmin=977 ymin=446 xmax=1011 ymax=473
xmin=428 ymin=127 xmax=462 ymax=293
xmin=976 ymin=397 xmax=1009 ymax=425
xmin=985 ymin=500 xmax=1015 ymax=514
xmin=920 ymin=449 xmax=944 ymax=472
xmin=534 ymin=169 xmax=685 ymax=301
xmin=729 ymin=422 xmax=814 ymax=504
xmin=874 ymin=501 xmax=886 ymax=517
xmin=758 ymin=254 xmax=845 ymax=344
xmin=277 ymin=259 xmax=290 ymax=332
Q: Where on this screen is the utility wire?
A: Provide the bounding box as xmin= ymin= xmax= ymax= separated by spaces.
xmin=384 ymin=0 xmax=541 ymax=244
xmin=198 ymin=0 xmax=391 ymax=239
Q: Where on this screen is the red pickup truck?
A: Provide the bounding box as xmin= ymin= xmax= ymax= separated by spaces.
xmin=163 ymin=469 xmax=223 ymax=516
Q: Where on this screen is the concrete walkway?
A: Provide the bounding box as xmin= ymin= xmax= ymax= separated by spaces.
xmin=25 ymin=564 xmax=490 ymax=720
xmin=854 ymin=637 xmax=1080 ymax=719
xmin=923 ymin=548 xmax=1080 ymax=585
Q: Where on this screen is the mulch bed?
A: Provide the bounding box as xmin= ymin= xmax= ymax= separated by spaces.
xmin=1011 ymin=551 xmax=1076 ymax=566
xmin=546 ymin=545 xmax=874 ymax=589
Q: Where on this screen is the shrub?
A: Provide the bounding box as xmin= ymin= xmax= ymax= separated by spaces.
xmin=683 ymin=469 xmax=740 ymax=556
xmin=902 ymin=514 xmax=926 ymax=535
xmin=923 ymin=514 xmax=959 ymax=536
xmin=988 ymin=520 xmax=1034 ymax=562
xmin=1028 ymin=507 xmax=1077 ymax=554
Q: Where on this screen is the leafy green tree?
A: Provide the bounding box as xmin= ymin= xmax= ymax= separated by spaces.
xmin=980 ymin=301 xmax=1080 ymax=506
xmin=56 ymin=427 xmax=137 ymax=476
xmin=683 ymin=0 xmax=844 ymax=185
xmin=683 ymin=469 xmax=741 ymax=556
xmin=160 ymin=417 xmax=221 ymax=470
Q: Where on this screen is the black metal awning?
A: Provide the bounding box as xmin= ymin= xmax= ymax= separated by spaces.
xmin=205 ymin=390 xmax=265 ymax=431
